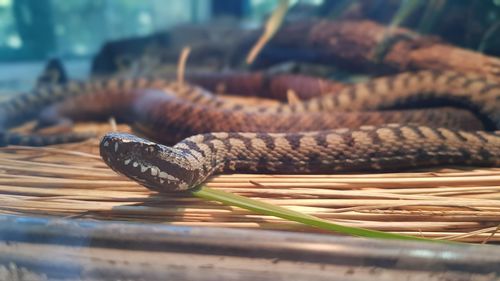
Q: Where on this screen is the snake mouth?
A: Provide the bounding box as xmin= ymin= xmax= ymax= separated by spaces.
xmin=100 ymin=132 xmax=198 ymax=192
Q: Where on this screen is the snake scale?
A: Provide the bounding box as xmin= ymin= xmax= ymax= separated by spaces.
xmin=185 ymin=71 xmax=346 ymax=101
xmin=0 ymin=70 xmax=499 ymax=191
xmin=101 ymin=125 xmax=499 ymax=191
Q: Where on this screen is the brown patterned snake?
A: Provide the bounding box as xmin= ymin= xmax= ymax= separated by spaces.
xmin=100 ymin=125 xmax=500 ymax=192
xmin=1 ymin=70 xmax=495 ymax=145
xmin=0 ymin=69 xmax=498 ymax=191
xmin=93 ymin=70 xmax=499 ymax=192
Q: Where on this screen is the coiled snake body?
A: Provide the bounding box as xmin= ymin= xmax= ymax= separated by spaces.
xmin=0 ymin=70 xmax=499 ymax=191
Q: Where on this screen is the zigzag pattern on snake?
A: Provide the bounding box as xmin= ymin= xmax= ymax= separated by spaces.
xmin=99 ymin=71 xmax=500 ymax=191
xmin=0 ymin=70 xmax=499 ymax=191
xmin=0 ymin=70 xmax=498 ymax=146
xmin=100 ymin=125 xmax=500 ymax=191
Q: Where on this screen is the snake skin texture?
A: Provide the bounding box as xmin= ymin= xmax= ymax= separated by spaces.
xmin=100 ymin=125 xmax=500 ymax=191
xmin=131 ymin=90 xmax=484 ymax=144
xmin=97 ymin=70 xmax=500 ymax=191
xmin=185 ymin=71 xmax=346 ymax=101
xmin=0 ymin=76 xmax=217 ymax=145
xmin=0 ymin=68 xmax=498 ymax=190
xmin=0 ymin=70 xmax=498 ymax=146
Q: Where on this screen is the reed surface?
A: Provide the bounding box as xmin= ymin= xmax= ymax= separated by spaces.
xmin=0 ymin=123 xmax=499 ymax=243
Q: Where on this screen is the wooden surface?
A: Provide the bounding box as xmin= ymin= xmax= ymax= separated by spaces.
xmin=1 ymin=215 xmax=499 ymax=281
xmin=266 ymin=20 xmax=500 ymax=78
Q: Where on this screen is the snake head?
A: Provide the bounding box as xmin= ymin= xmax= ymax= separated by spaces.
xmin=100 ymin=132 xmax=201 ymax=192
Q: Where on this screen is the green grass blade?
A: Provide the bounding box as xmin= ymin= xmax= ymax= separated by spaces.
xmin=327 ymin=0 xmax=360 ymax=19
xmin=372 ymin=0 xmax=423 ymax=63
xmin=478 ymin=21 xmax=500 ymax=52
xmin=390 ymin=0 xmax=423 ymax=28
xmin=417 ymin=0 xmax=447 ymax=34
xmin=193 ymin=186 xmax=454 ymax=243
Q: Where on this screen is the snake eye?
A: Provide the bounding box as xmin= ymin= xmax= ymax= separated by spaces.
xmin=100 ymin=132 xmax=200 ymax=192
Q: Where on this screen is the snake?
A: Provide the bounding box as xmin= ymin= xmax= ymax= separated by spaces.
xmin=96 ymin=71 xmax=496 ymax=191
xmin=0 ymin=69 xmax=499 ymax=192
xmin=0 ymin=70 xmax=497 ymax=145
xmin=185 ymin=71 xmax=346 ymax=101
xmin=100 ymin=125 xmax=500 ymax=192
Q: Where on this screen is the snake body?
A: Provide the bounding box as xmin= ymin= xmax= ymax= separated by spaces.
xmin=185 ymin=71 xmax=346 ymax=101
xmin=0 ymin=70 xmax=497 ymax=146
xmin=0 ymin=70 xmax=499 ymax=191
xmin=100 ymin=125 xmax=500 ymax=191
xmin=97 ymin=71 xmax=499 ymax=191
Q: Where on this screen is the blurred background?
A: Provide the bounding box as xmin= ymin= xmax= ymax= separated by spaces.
xmin=2 ymin=0 xmax=500 ymax=92
xmin=0 ymin=0 xmax=324 ymax=91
